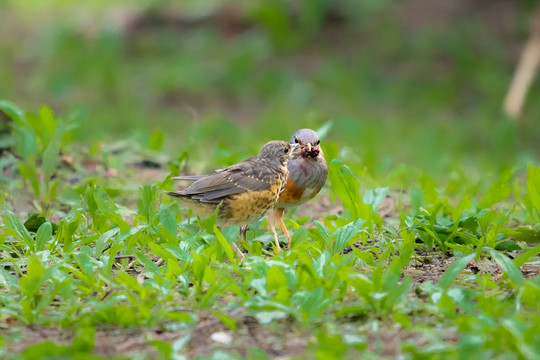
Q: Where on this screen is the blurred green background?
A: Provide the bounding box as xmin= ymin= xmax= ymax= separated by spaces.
xmin=1 ymin=0 xmax=539 ymax=180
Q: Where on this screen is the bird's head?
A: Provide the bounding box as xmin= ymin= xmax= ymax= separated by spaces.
xmin=258 ymin=140 xmax=295 ymax=170
xmin=290 ymin=128 xmax=322 ymax=159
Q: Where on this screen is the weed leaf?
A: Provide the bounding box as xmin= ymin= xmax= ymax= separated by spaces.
xmin=437 ymin=253 xmax=475 ymax=290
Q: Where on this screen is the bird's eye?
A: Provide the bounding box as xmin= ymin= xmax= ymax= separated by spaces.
xmin=284 ymin=147 xmax=289 ymax=154
xmin=294 ymin=137 xmax=299 ymax=143
xmin=316 ymin=140 xmax=320 ymax=145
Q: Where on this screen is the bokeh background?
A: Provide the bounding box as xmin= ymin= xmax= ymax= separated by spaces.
xmin=2 ymin=0 xmax=540 ymax=181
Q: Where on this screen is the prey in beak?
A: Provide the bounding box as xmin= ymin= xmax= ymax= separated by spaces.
xmin=300 ymin=142 xmax=319 ymax=158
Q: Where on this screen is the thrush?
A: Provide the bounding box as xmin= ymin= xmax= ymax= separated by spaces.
xmin=166 ymin=140 xmax=295 ymax=257
xmin=269 ymin=129 xmax=328 ymax=250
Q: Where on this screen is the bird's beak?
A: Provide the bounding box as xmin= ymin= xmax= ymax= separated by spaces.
xmin=290 ymin=143 xmax=297 ymax=152
xmin=307 ymin=143 xmax=312 ymax=152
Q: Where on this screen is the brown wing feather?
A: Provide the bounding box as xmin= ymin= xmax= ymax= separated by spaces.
xmin=168 ymin=159 xmax=275 ymax=204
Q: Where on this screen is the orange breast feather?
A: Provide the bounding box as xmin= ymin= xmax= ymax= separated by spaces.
xmin=277 ymin=177 xmax=305 ymax=204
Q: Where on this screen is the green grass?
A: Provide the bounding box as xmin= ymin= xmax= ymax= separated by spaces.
xmin=1 ymin=1 xmax=540 ymax=359
xmin=1 ymin=102 xmax=539 ymax=359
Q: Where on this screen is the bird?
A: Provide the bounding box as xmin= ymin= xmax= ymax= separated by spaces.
xmin=165 ymin=140 xmax=295 ymax=257
xmin=268 ymin=129 xmax=328 ymax=250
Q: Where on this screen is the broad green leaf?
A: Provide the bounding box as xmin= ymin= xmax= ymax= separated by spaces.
xmin=328 ymin=159 xmax=361 ymax=219
xmin=71 ymin=326 xmax=95 ymax=353
xmin=162 ymin=243 xmax=190 ymax=262
xmin=134 ymin=250 xmax=160 ymax=275
xmin=362 ymin=186 xmax=389 ymax=210
xmin=222 ymin=224 xmax=240 ymax=243
xmin=420 ymin=173 xmax=438 ymax=204
xmin=118 ymin=225 xmax=147 ymax=243
xmin=398 ymin=230 xmax=414 ymax=267
xmin=322 ymin=142 xmax=338 ymax=163
xmin=20 ymin=341 xmax=68 ymax=358
xmin=290 ymin=227 xmax=308 ymax=249
xmin=159 ymin=205 xmax=177 ymax=237
xmin=212 ymin=312 xmax=237 ymax=331
xmin=0 ymin=267 xmax=18 ymax=288
xmin=137 ymin=183 xmax=160 ymax=224
xmin=351 ymin=247 xmax=375 ymax=266
xmin=333 ymin=218 xmax=365 ymax=254
xmin=527 ymin=163 xmax=540 ymax=212
xmin=267 ymin=266 xmax=287 ymax=292
xmin=214 ymin=225 xmax=234 ymax=261
xmin=382 ymin=257 xmax=403 ymax=291
xmin=76 ymin=247 xmax=96 ymax=281
xmin=487 ymin=248 xmax=524 ymax=287
xmin=20 ymin=256 xmax=46 ymax=296
xmin=42 ymin=125 xmax=64 ymax=181
xmin=315 ymin=121 xmax=333 ymax=140
xmin=35 ymin=222 xmax=52 ymax=251
xmin=19 ymin=152 xmax=40 ymax=198
xmin=149 ymin=242 xmax=176 ymax=261
xmin=95 ymin=228 xmax=120 ymax=256
xmin=149 ymin=340 xmax=172 ymax=357
xmin=202 ymin=202 xmax=222 ymax=234
xmin=192 ymin=253 xmax=208 ymax=285
xmin=162 ymin=311 xmax=194 ymax=323
xmin=513 ymin=243 xmax=540 ymax=268
xmin=38 ymin=105 xmax=56 ymax=138
xmin=478 ymin=170 xmax=512 ymax=209
xmin=444 ymin=242 xmax=473 ymax=255
xmin=0 ymin=100 xmax=25 ymax=123
xmin=115 ymin=273 xmax=142 ymax=292
xmin=93 ymin=186 xmax=118 ymax=215
xmin=410 ymin=188 xmax=425 ymax=213
xmin=314 ymin=220 xmax=332 ymax=242
xmin=298 ymin=288 xmax=324 ymax=315
xmin=452 ymin=195 xmax=471 ymax=228
xmin=384 ymin=276 xmax=411 ymax=310
xmin=23 ymin=213 xmax=48 ymax=232
xmin=437 ymin=253 xmax=475 ymax=290
xmin=501 ymin=319 xmax=538 ymax=359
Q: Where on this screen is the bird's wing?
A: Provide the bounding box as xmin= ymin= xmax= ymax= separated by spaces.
xmin=171 ymin=156 xmax=257 ymax=181
xmin=173 ymin=159 xmax=275 ymax=204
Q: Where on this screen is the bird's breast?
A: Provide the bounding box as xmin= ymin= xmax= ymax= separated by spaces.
xmin=276 ymin=156 xmax=328 ymax=207
xmin=224 ymin=177 xmax=284 ymax=225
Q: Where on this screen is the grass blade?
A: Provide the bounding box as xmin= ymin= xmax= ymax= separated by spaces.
xmin=513 ymin=243 xmax=540 ymax=268
xmin=2 ymin=210 xmax=35 ymax=250
xmin=437 ymin=253 xmax=475 ymax=290
xmin=328 ymin=159 xmax=361 ymax=219
xmin=487 ymin=248 xmax=524 ymax=287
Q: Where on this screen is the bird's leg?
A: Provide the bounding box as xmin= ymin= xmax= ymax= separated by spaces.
xmin=268 ymin=210 xmax=281 ymax=253
xmin=232 ymin=225 xmax=248 ymax=260
xmin=231 ymin=242 xmax=244 ymax=260
xmin=276 ymin=208 xmax=292 ymax=250
xmin=240 ymin=225 xmax=249 ymax=241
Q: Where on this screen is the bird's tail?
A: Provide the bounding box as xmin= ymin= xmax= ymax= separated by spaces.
xmin=164 ymin=190 xmax=185 ymax=198
xmin=166 ymin=176 xmax=204 ymax=198
xmin=172 ymin=175 xmax=204 ymax=181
